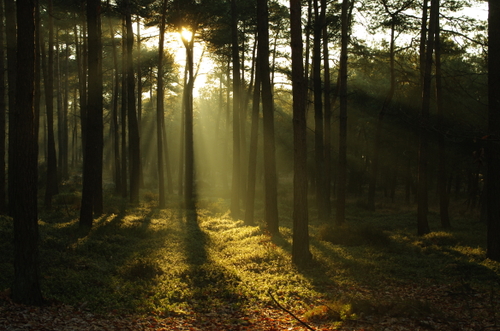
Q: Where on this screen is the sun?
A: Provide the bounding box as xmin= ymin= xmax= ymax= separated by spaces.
xmin=180 ymin=28 xmax=193 ymax=43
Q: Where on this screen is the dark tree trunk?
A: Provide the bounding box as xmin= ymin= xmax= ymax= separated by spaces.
xmin=182 ymin=33 xmax=196 ymax=214
xmin=0 ymin=0 xmax=7 ymax=213
xmin=121 ymin=19 xmax=128 ymax=198
xmin=80 ymin=0 xmax=103 ymax=228
xmin=322 ymin=0 xmax=332 ymax=219
xmin=244 ymin=60 xmax=260 ymax=226
xmin=313 ymin=0 xmax=326 ymax=221
xmin=11 ymin=0 xmax=43 ymax=305
xmin=230 ymin=0 xmax=241 ymax=219
xmin=125 ymin=4 xmax=141 ymax=204
xmin=417 ymin=0 xmax=437 ymax=236
xmin=258 ymin=0 xmax=279 ymax=234
xmin=435 ymin=7 xmax=451 ymax=229
xmin=107 ymin=0 xmax=122 ymax=194
xmin=156 ymin=0 xmax=167 ymax=208
xmin=336 ymin=0 xmax=351 ymax=227
xmin=42 ymin=0 xmax=58 ymax=209
xmin=487 ymin=0 xmax=500 ymax=261
xmin=5 ymin=0 xmax=16 ymax=215
xmin=290 ymin=0 xmax=311 ymax=265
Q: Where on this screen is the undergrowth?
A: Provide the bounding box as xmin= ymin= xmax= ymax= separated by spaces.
xmin=0 ymin=191 xmax=499 ymax=328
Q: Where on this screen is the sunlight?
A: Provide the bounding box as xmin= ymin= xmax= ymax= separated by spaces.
xmin=180 ymin=27 xmax=193 ymax=43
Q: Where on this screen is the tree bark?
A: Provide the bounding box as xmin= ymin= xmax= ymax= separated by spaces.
xmin=487 ymin=0 xmax=500 ymax=261
xmin=0 ymin=0 xmax=7 ymax=213
xmin=290 ymin=0 xmax=311 ymax=265
xmin=417 ymin=0 xmax=437 ymax=236
xmin=336 ymin=0 xmax=351 ymax=227
xmin=80 ymin=0 xmax=103 ymax=228
xmin=230 ymin=0 xmax=241 ymax=219
xmin=258 ymin=0 xmax=279 ymax=234
xmin=125 ymin=3 xmax=141 ymax=204
xmin=156 ymin=0 xmax=167 ymax=208
xmin=11 ymin=0 xmax=43 ymax=305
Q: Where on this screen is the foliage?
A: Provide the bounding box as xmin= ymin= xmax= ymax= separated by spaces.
xmin=1 ymin=195 xmax=500 ymax=329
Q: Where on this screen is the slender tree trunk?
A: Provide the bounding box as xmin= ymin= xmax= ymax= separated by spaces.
xmin=291 ymin=0 xmax=311 ymax=265
xmin=322 ymin=0 xmax=332 ymax=219
xmin=5 ymin=0 xmax=16 ymax=215
xmin=435 ymin=7 xmax=451 ymax=229
xmin=121 ymin=19 xmax=128 ymax=197
xmin=258 ymin=0 xmax=279 ymax=234
xmin=108 ymin=0 xmax=122 ymax=194
xmin=11 ymin=0 xmax=43 ymax=305
xmin=182 ymin=32 xmax=196 ymax=213
xmin=486 ymin=0 xmax=500 ymax=261
xmin=156 ymin=0 xmax=167 ymax=208
xmin=0 ymin=0 xmax=7 ymax=213
xmin=313 ymin=0 xmax=326 ymax=221
xmin=336 ymin=0 xmax=351 ymax=227
xmin=43 ymin=0 xmax=58 ymax=209
xmin=417 ymin=0 xmax=437 ymax=236
xmin=230 ymin=0 xmax=242 ymax=219
xmin=80 ymin=0 xmax=103 ymax=228
xmin=244 ymin=60 xmax=260 ymax=225
xmin=125 ymin=4 xmax=141 ymax=204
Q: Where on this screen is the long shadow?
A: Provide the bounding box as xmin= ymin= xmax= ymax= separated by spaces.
xmin=182 ymin=210 xmax=245 ymax=309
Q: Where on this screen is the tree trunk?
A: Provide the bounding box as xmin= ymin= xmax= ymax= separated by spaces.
xmin=336 ymin=0 xmax=351 ymax=227
xmin=313 ymin=0 xmax=326 ymax=221
xmin=258 ymin=0 xmax=279 ymax=234
xmin=11 ymin=0 xmax=43 ymax=305
xmin=107 ymin=0 xmax=122 ymax=194
xmin=5 ymin=0 xmax=16 ymax=215
xmin=43 ymin=0 xmax=58 ymax=209
xmin=322 ymin=0 xmax=332 ymax=219
xmin=125 ymin=4 xmax=141 ymax=204
xmin=487 ymin=0 xmax=500 ymax=261
xmin=80 ymin=0 xmax=103 ymax=228
xmin=290 ymin=0 xmax=311 ymax=265
xmin=244 ymin=60 xmax=260 ymax=226
xmin=156 ymin=0 xmax=167 ymax=208
xmin=435 ymin=7 xmax=451 ymax=229
xmin=121 ymin=18 xmax=128 ymax=198
xmin=417 ymin=0 xmax=437 ymax=236
xmin=230 ymin=0 xmax=241 ymax=219
xmin=182 ymin=32 xmax=196 ymax=214
xmin=0 ymin=0 xmax=7 ymax=213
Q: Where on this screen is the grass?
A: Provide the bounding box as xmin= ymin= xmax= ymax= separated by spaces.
xmin=1 ymin=189 xmax=499 ymax=326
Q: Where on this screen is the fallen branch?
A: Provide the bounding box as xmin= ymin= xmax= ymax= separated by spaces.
xmin=268 ymin=289 xmax=316 ymax=331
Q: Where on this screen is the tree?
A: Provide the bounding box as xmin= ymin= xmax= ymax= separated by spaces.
xmin=0 ymin=0 xmax=7 ymax=213
xmin=125 ymin=0 xmax=141 ymax=204
xmin=80 ymin=0 xmax=103 ymax=228
xmin=230 ymin=0 xmax=242 ymax=219
xmin=487 ymin=0 xmax=500 ymax=261
xmin=417 ymin=0 xmax=438 ymax=236
xmin=11 ymin=0 xmax=43 ymax=305
xmin=156 ymin=0 xmax=168 ymax=208
xmin=258 ymin=0 xmax=279 ymax=234
xmin=290 ymin=0 xmax=311 ymax=265
xmin=336 ymin=0 xmax=351 ymax=227
xmin=42 ymin=0 xmax=59 ymax=209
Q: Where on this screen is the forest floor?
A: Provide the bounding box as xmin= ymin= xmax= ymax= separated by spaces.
xmin=1 ymin=191 xmax=500 ymax=330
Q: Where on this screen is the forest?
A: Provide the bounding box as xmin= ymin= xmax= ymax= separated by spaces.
xmin=1 ymin=0 xmax=500 ymax=330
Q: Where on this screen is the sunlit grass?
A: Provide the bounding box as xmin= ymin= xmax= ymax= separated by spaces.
xmin=0 ymin=191 xmax=499 ymax=326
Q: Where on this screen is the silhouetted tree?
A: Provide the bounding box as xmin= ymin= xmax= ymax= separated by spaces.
xmin=11 ymin=0 xmax=43 ymax=305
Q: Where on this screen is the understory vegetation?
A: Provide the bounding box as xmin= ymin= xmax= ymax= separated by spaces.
xmin=1 ymin=186 xmax=500 ymax=329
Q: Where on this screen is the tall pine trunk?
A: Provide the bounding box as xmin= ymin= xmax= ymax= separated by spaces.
xmin=291 ymin=0 xmax=311 ymax=265
xmin=258 ymin=0 xmax=279 ymax=234
xmin=156 ymin=0 xmax=167 ymax=208
xmin=11 ymin=0 xmax=43 ymax=305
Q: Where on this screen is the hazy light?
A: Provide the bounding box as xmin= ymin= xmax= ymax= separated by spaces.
xmin=180 ymin=28 xmax=193 ymax=43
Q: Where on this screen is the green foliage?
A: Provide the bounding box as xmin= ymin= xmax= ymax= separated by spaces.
xmin=0 ymin=197 xmax=499 ymax=328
